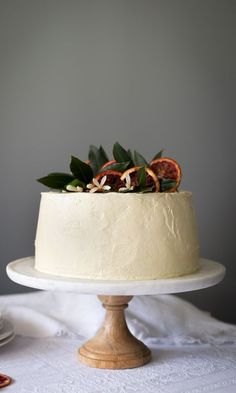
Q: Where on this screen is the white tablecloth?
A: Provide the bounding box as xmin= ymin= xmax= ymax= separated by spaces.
xmin=0 ymin=291 xmax=236 ymax=393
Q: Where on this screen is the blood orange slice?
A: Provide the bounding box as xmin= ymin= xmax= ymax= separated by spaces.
xmin=150 ymin=157 xmax=181 ymax=191
xmin=0 ymin=373 xmax=11 ymax=388
xmin=95 ymin=170 xmax=124 ymax=191
xmin=120 ymin=166 xmax=160 ymax=192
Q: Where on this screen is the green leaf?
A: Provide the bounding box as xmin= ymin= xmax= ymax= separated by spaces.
xmin=98 ymin=161 xmax=130 ymax=173
xmin=88 ymin=146 xmax=99 ymax=174
xmin=161 ymin=178 xmax=176 ymax=185
xmin=133 ymin=150 xmax=148 ymax=166
xmin=160 ymin=179 xmax=177 ymax=191
xmin=88 ymin=145 xmax=109 ymax=174
xmin=66 ymin=178 xmax=86 ymax=188
xmin=37 ymin=173 xmax=75 ymax=189
xmin=137 ymin=167 xmax=147 ymax=188
xmin=138 ymin=186 xmax=153 ymax=193
xmin=98 ymin=145 xmax=109 ymax=163
xmin=152 ymin=149 xmax=164 ymax=161
xmin=70 ymin=156 xmax=93 ymax=183
xmin=113 ymin=142 xmax=132 ymax=164
xmin=127 ymin=149 xmax=134 ymax=163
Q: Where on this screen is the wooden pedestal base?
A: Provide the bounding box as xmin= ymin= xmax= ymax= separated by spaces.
xmin=78 ymin=295 xmax=151 ymax=369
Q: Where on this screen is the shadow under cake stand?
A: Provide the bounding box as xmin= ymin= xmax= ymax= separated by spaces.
xmin=7 ymin=257 xmax=225 ymax=370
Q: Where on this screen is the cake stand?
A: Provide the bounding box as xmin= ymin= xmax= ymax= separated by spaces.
xmin=7 ymin=257 xmax=225 ymax=370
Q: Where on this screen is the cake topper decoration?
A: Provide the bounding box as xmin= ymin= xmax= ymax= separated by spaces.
xmin=37 ymin=142 xmax=181 ymax=193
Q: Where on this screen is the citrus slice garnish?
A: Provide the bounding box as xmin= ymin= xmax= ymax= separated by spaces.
xmin=120 ymin=166 xmax=160 ymax=192
xmin=150 ymin=157 xmax=181 ymax=191
xmin=95 ymin=170 xmax=124 ymax=191
xmin=0 ymin=373 xmax=11 ymax=388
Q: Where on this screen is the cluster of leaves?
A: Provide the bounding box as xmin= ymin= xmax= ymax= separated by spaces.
xmin=37 ymin=142 xmax=177 ymax=192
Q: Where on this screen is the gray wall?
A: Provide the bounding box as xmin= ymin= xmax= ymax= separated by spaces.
xmin=0 ymin=0 xmax=235 ymax=322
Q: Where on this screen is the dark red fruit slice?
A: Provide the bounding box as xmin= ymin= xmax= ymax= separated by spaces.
xmin=150 ymin=157 xmax=181 ymax=191
xmin=120 ymin=166 xmax=160 ymax=192
xmin=0 ymin=373 xmax=11 ymax=388
xmin=95 ymin=170 xmax=124 ymax=191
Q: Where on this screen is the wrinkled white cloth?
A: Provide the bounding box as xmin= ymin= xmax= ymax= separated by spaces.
xmin=1 ymin=337 xmax=236 ymax=393
xmin=1 ymin=291 xmax=236 ymax=345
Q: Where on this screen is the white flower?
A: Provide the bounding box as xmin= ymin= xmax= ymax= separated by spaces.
xmin=119 ymin=174 xmax=134 ymax=192
xmin=87 ymin=176 xmax=111 ymax=193
xmin=66 ymin=184 xmax=84 ymax=192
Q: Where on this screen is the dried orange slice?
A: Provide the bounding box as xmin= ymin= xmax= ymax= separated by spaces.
xmin=120 ymin=166 xmax=160 ymax=192
xmin=150 ymin=157 xmax=181 ymax=191
xmin=0 ymin=373 xmax=11 ymax=388
xmin=95 ymin=170 xmax=124 ymax=191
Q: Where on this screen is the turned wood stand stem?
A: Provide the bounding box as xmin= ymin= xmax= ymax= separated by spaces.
xmin=78 ymin=295 xmax=151 ymax=369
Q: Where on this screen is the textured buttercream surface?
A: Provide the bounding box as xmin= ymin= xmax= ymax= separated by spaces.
xmin=35 ymin=192 xmax=200 ymax=280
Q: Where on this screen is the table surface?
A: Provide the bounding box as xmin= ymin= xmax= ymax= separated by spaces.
xmin=3 ymin=261 xmax=234 ymax=393
xmin=1 ymin=336 xmax=236 ymax=393
xmin=0 ymin=289 xmax=236 ymax=393
xmin=7 ymin=257 xmax=225 ymax=295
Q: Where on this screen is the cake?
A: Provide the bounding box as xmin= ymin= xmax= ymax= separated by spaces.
xmin=35 ymin=142 xmax=200 ymax=280
xmin=35 ymin=191 xmax=199 ymax=280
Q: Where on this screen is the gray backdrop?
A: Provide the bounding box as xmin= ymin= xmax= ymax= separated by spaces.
xmin=0 ymin=0 xmax=235 ymax=322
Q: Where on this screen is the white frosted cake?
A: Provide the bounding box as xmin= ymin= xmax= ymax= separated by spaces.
xmin=34 ymin=191 xmax=200 ymax=280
